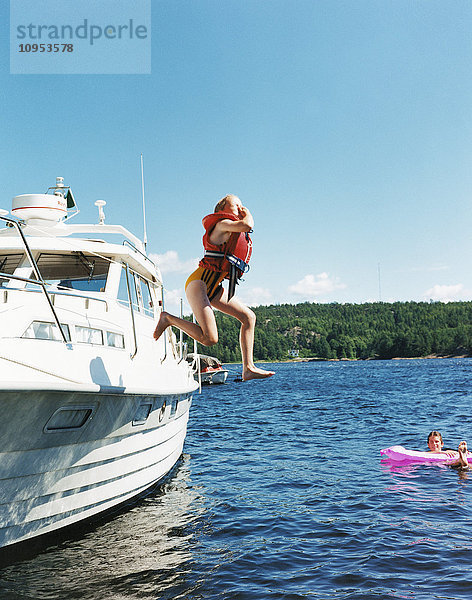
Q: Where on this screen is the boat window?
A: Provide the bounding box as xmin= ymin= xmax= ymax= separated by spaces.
xmin=137 ymin=276 xmax=154 ymax=317
xmin=23 ymin=321 xmax=71 ymax=342
xmin=158 ymin=400 xmax=166 ymax=422
xmin=117 ymin=267 xmax=128 ymax=306
xmin=0 ymin=253 xmax=24 ymax=275
xmin=170 ymin=396 xmax=179 ymax=417
xmin=133 ymin=402 xmax=152 ymax=426
xmin=45 ymin=406 xmax=94 ymax=431
xmin=31 ymin=253 xmax=110 ymax=292
xmin=0 ymin=253 xmax=25 ymax=286
xmin=106 ymin=331 xmax=125 ymax=348
xmin=76 ymin=326 xmax=103 ymax=345
xmin=117 ymin=266 xmax=140 ymax=311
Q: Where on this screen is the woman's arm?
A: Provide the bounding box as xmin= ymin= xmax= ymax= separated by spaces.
xmin=209 ymin=206 xmax=254 ymax=245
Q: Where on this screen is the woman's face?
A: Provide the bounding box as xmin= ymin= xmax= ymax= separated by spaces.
xmin=428 ymin=435 xmax=443 ymax=452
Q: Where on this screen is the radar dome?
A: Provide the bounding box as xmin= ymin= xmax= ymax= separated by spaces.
xmin=11 ymin=194 xmax=67 ymax=225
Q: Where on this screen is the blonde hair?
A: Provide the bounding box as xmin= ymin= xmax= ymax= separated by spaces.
xmin=214 ymin=194 xmax=239 ymax=213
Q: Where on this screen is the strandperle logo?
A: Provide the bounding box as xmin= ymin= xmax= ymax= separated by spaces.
xmin=10 ymin=0 xmax=151 ymax=74
xmin=16 ymin=19 xmax=148 ymax=46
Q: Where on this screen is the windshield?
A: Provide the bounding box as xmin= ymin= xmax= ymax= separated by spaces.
xmin=33 ymin=252 xmax=111 ymax=292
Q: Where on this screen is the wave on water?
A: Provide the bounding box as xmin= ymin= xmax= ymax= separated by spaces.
xmin=1 ymin=359 xmax=472 ymax=600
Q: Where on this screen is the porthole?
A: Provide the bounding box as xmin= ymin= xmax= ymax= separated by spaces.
xmin=133 ymin=402 xmax=152 ymax=426
xmin=45 ymin=405 xmax=95 ymax=432
xmin=170 ymin=397 xmax=179 ymax=417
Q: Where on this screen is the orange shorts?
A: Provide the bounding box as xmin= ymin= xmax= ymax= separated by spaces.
xmin=185 ymin=267 xmax=226 ymax=301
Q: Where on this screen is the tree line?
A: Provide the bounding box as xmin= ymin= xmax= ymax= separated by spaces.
xmin=182 ymin=301 xmax=472 ymax=363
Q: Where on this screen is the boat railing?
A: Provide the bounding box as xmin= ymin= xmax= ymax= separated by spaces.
xmin=160 ymin=284 xmax=168 ymax=363
xmin=124 ymin=263 xmax=138 ymax=359
xmin=0 ymin=283 xmax=109 ymax=309
xmin=0 ymin=215 xmax=69 ymax=344
xmin=176 ymin=300 xmax=201 ymax=390
xmin=179 ymin=298 xmax=184 ymax=362
xmin=192 ymin=315 xmax=201 ymax=391
xmin=122 ymin=240 xmax=156 ymax=268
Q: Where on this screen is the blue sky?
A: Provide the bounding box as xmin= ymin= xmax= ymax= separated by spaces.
xmin=2 ymin=0 xmax=471 ymax=312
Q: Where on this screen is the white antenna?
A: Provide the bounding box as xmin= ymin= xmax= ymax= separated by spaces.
xmin=141 ymin=154 xmax=148 ymax=249
xmin=95 ymin=200 xmax=106 ymax=225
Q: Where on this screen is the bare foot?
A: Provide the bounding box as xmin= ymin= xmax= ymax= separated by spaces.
xmin=153 ymin=312 xmax=170 ymax=340
xmin=242 ymin=367 xmax=275 ymax=381
xmin=458 ymin=441 xmax=469 ymax=468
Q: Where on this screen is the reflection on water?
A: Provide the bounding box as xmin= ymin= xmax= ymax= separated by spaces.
xmin=0 ymin=454 xmax=205 ymax=600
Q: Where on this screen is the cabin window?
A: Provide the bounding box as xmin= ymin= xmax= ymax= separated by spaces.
xmin=117 ymin=268 xmax=129 ymax=306
xmin=31 ymin=253 xmax=110 ymax=292
xmin=118 ymin=266 xmax=154 ymax=316
xmin=118 ymin=266 xmax=140 ymax=310
xmin=76 ymin=326 xmax=103 ymax=345
xmin=137 ymin=277 xmax=154 ymax=317
xmin=106 ymin=331 xmax=125 ymax=348
xmin=45 ymin=406 xmax=94 ymax=431
xmin=0 ymin=253 xmax=25 ymax=281
xmin=23 ymin=321 xmax=71 ymax=342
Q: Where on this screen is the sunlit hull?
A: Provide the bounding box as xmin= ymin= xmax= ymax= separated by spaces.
xmin=0 ymin=177 xmax=199 ymax=548
xmin=0 ymin=388 xmax=192 ymax=548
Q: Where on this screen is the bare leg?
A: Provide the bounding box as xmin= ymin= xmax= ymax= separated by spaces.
xmin=153 ymin=280 xmax=219 ymax=346
xmin=211 ymin=290 xmax=275 ymax=381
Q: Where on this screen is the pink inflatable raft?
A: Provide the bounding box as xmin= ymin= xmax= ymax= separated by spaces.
xmin=380 ymin=445 xmax=472 ymax=464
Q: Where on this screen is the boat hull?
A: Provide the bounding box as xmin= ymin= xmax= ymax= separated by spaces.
xmin=200 ymin=369 xmax=229 ymax=385
xmin=0 ymin=388 xmax=193 ymax=548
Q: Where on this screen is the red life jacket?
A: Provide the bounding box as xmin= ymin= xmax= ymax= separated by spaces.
xmin=199 ymin=211 xmax=252 ymax=299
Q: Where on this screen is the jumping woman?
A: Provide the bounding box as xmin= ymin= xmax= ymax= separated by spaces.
xmin=153 ymin=194 xmax=275 ymax=381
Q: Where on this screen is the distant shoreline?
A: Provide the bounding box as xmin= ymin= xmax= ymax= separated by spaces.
xmin=220 ymin=353 xmax=472 ymax=365
xmin=270 ymin=353 xmax=472 ymax=364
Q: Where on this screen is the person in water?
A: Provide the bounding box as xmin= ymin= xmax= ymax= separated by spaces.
xmin=153 ymin=194 xmax=275 ymax=381
xmin=427 ymin=430 xmax=469 ymax=470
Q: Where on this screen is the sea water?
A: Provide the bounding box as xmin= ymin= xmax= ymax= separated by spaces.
xmin=1 ymin=359 xmax=472 ymax=600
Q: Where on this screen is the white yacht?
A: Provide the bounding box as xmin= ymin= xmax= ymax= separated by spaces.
xmin=0 ymin=178 xmax=198 ymax=548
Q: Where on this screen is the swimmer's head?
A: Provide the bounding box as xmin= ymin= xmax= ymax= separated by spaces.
xmin=214 ymin=194 xmax=242 ymax=215
xmin=427 ymin=430 xmax=444 ymax=452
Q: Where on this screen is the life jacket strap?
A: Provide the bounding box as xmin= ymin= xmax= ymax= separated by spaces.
xmin=228 ymin=264 xmax=238 ymax=301
xmin=203 ymin=250 xmax=249 ymax=274
xmin=203 ymin=251 xmax=250 ymax=301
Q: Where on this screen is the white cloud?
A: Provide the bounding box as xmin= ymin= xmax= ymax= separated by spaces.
xmin=162 ymin=288 xmax=191 ymax=314
xmin=149 ymin=250 xmax=198 ymax=274
xmin=239 ymin=286 xmax=274 ymax=307
xmin=423 ymin=283 xmax=468 ymax=303
xmin=288 ymin=272 xmax=346 ymax=300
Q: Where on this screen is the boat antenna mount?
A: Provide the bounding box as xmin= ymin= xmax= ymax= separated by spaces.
xmin=95 ymin=200 xmax=106 ymax=225
xmin=46 ymin=176 xmax=79 ymax=221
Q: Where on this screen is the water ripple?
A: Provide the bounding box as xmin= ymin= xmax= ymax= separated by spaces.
xmin=1 ymin=359 xmax=472 ymax=599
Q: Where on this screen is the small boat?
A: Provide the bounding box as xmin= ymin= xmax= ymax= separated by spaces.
xmin=0 ymin=177 xmax=198 ymax=549
xmin=186 ymin=353 xmax=229 ymax=385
